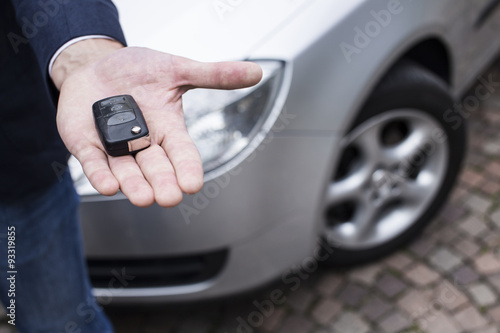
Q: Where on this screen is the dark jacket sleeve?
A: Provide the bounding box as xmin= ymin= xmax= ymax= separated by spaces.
xmin=9 ymin=0 xmax=127 ymax=80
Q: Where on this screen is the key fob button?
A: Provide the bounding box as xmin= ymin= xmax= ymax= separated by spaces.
xmin=107 ymin=111 xmax=136 ymax=125
xmin=111 ymin=103 xmax=130 ymax=112
xmin=100 ymin=96 xmax=125 ymax=107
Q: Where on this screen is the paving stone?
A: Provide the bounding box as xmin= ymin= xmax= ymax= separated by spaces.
xmin=276 ymin=315 xmax=314 ymax=333
xmin=384 ymin=252 xmax=413 ymax=271
xmin=462 ymin=169 xmax=485 ymax=187
xmin=483 ymin=233 xmax=500 ymax=248
xmin=397 ymin=290 xmax=431 ymax=319
xmin=452 ymin=265 xmax=480 ymax=286
xmin=455 ymin=306 xmax=489 ymax=331
xmin=378 ymin=311 xmax=411 ymax=333
xmin=376 ymin=274 xmax=407 ymax=298
xmin=216 ymin=317 xmax=242 ymax=333
xmin=331 ymin=312 xmax=369 ymax=333
xmin=465 ymin=194 xmax=492 ymax=215
xmin=440 ymin=204 xmax=467 ymax=224
xmin=483 ymin=179 xmax=500 ymax=194
xmin=482 ymin=180 xmax=500 ymax=195
xmin=337 ymin=283 xmax=367 ymax=307
xmin=486 ymin=160 xmax=500 ymax=176
xmin=469 ymin=154 xmax=491 ymax=171
xmin=360 ymin=295 xmax=392 ymax=321
xmin=474 ymin=327 xmax=499 ymax=333
xmin=433 ymin=281 xmax=468 ymax=311
xmin=449 ymin=186 xmax=468 ymax=204
xmin=490 ymin=208 xmax=500 ymax=228
xmin=405 ymin=264 xmax=440 ymax=287
xmin=474 ymin=252 xmax=500 ymax=274
xmin=286 ymin=289 xmax=316 ymax=312
xmin=483 ymin=141 xmax=500 ymax=155
xmin=0 ymin=325 xmax=14 ymax=333
xmin=437 ymin=226 xmax=460 ymax=244
xmin=487 ymin=305 xmax=500 ymax=324
xmin=261 ymin=307 xmax=287 ymax=332
xmin=458 ymin=215 xmax=488 ymax=237
xmin=110 ymin=312 xmax=146 ymax=332
xmin=217 ymin=303 xmax=263 ymax=333
xmin=310 ymin=299 xmax=341 ymax=325
xmin=176 ymin=317 xmax=212 ymax=333
xmin=314 ymin=273 xmax=343 ymax=296
xmin=454 ymin=237 xmax=481 ymax=258
xmin=418 ymin=311 xmax=461 ymax=333
xmin=468 ymin=283 xmax=497 ymax=306
xmin=485 ymin=111 xmax=500 ymax=125
xmin=409 ymin=237 xmax=436 ymax=258
xmin=348 ymin=263 xmax=381 ymax=286
xmin=487 ymin=273 xmax=500 ymax=293
xmin=429 ymin=247 xmax=463 ymax=272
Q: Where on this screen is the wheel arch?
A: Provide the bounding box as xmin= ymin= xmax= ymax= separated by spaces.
xmin=345 ymin=35 xmax=454 ymax=132
xmin=401 ymin=37 xmax=452 ymax=86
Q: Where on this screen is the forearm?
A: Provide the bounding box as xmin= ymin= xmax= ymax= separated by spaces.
xmin=51 ymin=38 xmax=124 ymax=90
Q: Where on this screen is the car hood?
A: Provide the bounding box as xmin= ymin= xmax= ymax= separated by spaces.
xmin=114 ymin=0 xmax=315 ymax=61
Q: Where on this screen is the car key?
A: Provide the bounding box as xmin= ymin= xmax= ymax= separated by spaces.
xmin=92 ymin=95 xmax=151 ymax=157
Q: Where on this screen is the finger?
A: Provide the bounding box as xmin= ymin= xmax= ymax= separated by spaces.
xmin=108 ymin=155 xmax=155 ymax=207
xmin=176 ymin=59 xmax=263 ymax=90
xmin=160 ymin=123 xmax=204 ymax=195
xmin=135 ymin=144 xmax=183 ymax=207
xmin=76 ymin=146 xmax=119 ymax=196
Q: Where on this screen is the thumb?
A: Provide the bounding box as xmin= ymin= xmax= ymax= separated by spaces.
xmin=175 ymin=58 xmax=263 ymax=90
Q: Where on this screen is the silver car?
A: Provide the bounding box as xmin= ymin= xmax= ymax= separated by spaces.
xmin=69 ymin=0 xmax=500 ymax=303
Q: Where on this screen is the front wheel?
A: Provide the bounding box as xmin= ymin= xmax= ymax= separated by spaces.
xmin=322 ymin=60 xmax=465 ymax=265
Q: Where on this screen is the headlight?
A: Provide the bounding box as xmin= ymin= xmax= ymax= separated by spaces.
xmin=70 ymin=60 xmax=285 ymax=196
xmin=183 ymin=60 xmax=284 ymax=173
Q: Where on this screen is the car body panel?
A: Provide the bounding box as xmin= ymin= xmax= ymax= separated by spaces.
xmin=82 ymin=135 xmax=336 ymax=257
xmin=115 ymin=0 xmax=318 ymax=62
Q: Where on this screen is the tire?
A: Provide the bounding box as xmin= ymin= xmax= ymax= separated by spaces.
xmin=321 ymin=60 xmax=466 ymax=265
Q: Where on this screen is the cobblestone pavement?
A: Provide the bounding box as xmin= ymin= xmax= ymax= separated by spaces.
xmin=3 ymin=61 xmax=500 ymax=332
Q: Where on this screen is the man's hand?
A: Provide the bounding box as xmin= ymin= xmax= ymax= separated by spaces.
xmin=52 ymin=39 xmax=262 ymax=208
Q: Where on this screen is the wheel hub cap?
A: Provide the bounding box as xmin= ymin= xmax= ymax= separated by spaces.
xmin=324 ymin=110 xmax=449 ymax=249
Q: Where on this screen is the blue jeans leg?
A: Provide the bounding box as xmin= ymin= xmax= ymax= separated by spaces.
xmin=0 ymin=172 xmax=113 ymax=333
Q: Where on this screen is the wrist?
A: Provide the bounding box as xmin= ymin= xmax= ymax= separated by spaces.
xmin=51 ymin=38 xmax=124 ymax=90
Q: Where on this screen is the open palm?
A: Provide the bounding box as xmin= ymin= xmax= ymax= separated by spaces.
xmin=56 ymin=47 xmax=262 ymax=207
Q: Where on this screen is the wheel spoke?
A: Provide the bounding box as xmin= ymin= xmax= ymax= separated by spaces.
xmin=352 ymin=125 xmax=385 ymax=166
xmin=399 ymin=178 xmax=430 ymax=205
xmin=351 ymin=195 xmax=379 ymax=241
xmin=327 ymin=173 xmax=366 ymax=206
xmin=387 ymin=121 xmax=437 ymax=167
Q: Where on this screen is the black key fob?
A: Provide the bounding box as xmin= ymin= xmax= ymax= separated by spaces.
xmin=92 ymin=95 xmax=151 ymax=157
